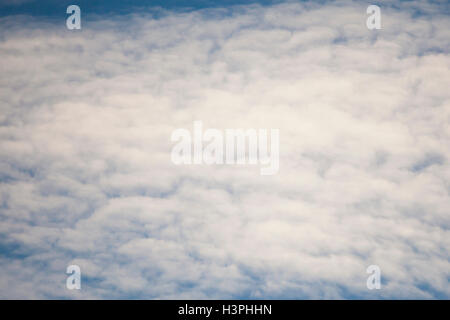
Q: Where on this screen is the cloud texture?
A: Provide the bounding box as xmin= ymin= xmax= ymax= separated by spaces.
xmin=0 ymin=0 xmax=449 ymax=299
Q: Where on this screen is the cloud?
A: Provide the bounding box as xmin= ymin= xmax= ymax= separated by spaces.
xmin=0 ymin=0 xmax=449 ymax=299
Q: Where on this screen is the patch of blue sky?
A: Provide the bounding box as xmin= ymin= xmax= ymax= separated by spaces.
xmin=0 ymin=0 xmax=285 ymax=17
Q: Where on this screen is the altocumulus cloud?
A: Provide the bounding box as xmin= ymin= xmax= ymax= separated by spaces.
xmin=0 ymin=0 xmax=449 ymax=299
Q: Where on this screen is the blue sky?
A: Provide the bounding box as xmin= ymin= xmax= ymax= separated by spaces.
xmin=0 ymin=0 xmax=285 ymax=17
xmin=1 ymin=0 xmax=448 ymax=17
xmin=0 ymin=0 xmax=449 ymax=299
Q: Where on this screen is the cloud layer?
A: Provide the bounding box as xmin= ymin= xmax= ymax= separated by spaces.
xmin=0 ymin=0 xmax=449 ymax=299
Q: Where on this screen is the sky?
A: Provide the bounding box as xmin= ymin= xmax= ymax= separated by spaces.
xmin=0 ymin=0 xmax=449 ymax=299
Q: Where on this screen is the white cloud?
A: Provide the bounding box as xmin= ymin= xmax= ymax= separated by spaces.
xmin=0 ymin=1 xmax=449 ymax=299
